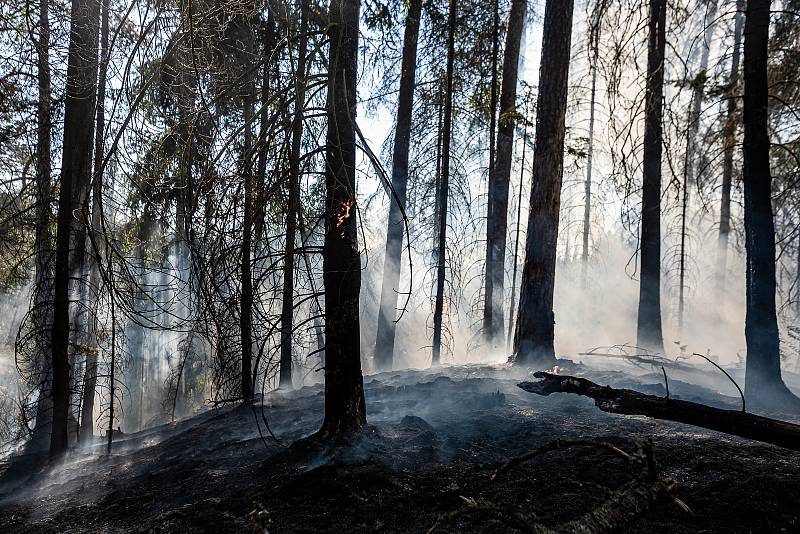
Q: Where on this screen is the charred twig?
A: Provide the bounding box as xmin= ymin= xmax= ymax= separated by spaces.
xmin=519 ymin=372 xmax=800 ymax=451
xmin=491 ymin=438 xmax=634 ymax=481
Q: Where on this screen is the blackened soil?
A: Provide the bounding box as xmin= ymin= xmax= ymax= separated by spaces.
xmin=0 ymin=364 xmax=798 ymax=533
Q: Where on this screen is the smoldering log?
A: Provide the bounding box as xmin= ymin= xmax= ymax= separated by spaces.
xmin=519 ymin=372 xmax=800 ymax=451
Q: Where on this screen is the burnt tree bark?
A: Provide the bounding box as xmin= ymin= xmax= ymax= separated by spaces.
xmin=240 ymin=18 xmax=257 ymax=404
xmin=741 ymin=0 xmax=800 ymax=409
xmin=319 ymin=0 xmax=367 ymax=435
xmin=32 ymin=0 xmax=54 ymax=441
xmin=431 ymin=0 xmax=457 ymax=366
xmin=512 ymin=0 xmax=574 ymax=366
xmin=520 ymin=372 xmax=800 ymax=450
xmin=717 ymin=0 xmax=744 ymax=289
xmin=636 ymin=0 xmax=667 ymax=354
xmin=50 ymin=0 xmax=101 ymax=457
xmin=280 ymin=0 xmax=311 ymax=388
xmin=374 ymin=0 xmax=422 ymax=372
xmin=482 ymin=0 xmax=527 ymax=347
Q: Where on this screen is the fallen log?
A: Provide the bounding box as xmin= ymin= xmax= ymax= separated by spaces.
xmin=519 ymin=372 xmax=800 ymax=451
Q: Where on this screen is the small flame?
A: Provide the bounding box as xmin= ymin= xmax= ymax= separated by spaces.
xmin=336 ymin=199 xmax=354 ymax=227
xmin=547 ymin=365 xmax=561 ymax=375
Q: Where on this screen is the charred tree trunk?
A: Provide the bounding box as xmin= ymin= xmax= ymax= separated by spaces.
xmin=741 ymin=0 xmax=800 ymax=409
xmin=374 ymin=0 xmax=422 ymax=371
xmin=717 ymin=0 xmax=744 ymax=289
xmin=636 ymin=0 xmax=667 ymax=354
xmin=482 ymin=0 xmax=527 ymax=347
xmin=280 ymin=0 xmax=311 ymax=388
xmin=319 ymin=0 xmax=366 ymax=436
xmin=50 ymin=0 xmax=101 ymax=457
xmin=432 ymin=0 xmax=457 ymax=366
xmin=240 ymin=24 xmax=257 ymax=404
xmin=32 ymin=0 xmax=54 ymax=440
xmin=520 ymin=372 xmax=800 ymax=451
xmin=80 ymin=0 xmax=110 ymax=443
xmin=512 ymin=0 xmax=574 ymax=367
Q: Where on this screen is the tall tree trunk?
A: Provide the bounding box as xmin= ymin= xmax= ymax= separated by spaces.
xmin=374 ymin=0 xmax=422 ymax=371
xmin=50 ymin=0 xmax=101 ymax=457
xmin=512 ymin=0 xmax=574 ymax=367
xmin=482 ymin=0 xmax=500 ymax=342
xmin=581 ymin=7 xmax=603 ymax=287
xmin=678 ymin=0 xmax=718 ymax=330
xmin=280 ymin=0 xmax=311 ymax=388
xmin=80 ymin=0 xmax=110 ymax=443
xmin=432 ymin=0 xmax=457 ymax=366
xmin=319 ymin=0 xmax=366 ymax=436
xmin=240 ymin=26 xmax=256 ymax=404
xmin=32 ymin=0 xmax=54 ymax=441
xmin=741 ymin=0 xmax=800 ymax=408
xmin=506 ymin=110 xmax=529 ymax=351
xmin=636 ymin=0 xmax=667 ymax=354
xmin=482 ymin=0 xmax=527 ymax=347
xmin=717 ymin=0 xmax=744 ymax=289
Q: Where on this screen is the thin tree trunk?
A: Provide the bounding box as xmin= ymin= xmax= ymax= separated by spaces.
xmin=581 ymin=10 xmax=602 ymax=287
xmin=483 ymin=0 xmax=527 ymax=347
xmin=374 ymin=0 xmax=422 ymax=371
xmin=741 ymin=0 xmax=800 ymax=408
xmin=432 ymin=0 xmax=457 ymax=366
xmin=506 ymin=113 xmax=529 ymax=352
xmin=717 ymin=0 xmax=744 ymax=290
xmin=280 ymin=0 xmax=311 ymax=388
xmin=512 ymin=0 xmax=574 ymax=367
xmin=319 ymin=0 xmax=366 ymax=436
xmin=240 ymin=25 xmax=256 ymax=404
xmin=636 ymin=0 xmax=667 ymax=354
xmin=50 ymin=0 xmax=101 ymax=457
xmin=80 ymin=0 xmax=110 ymax=443
xmin=482 ymin=0 xmax=500 ymax=341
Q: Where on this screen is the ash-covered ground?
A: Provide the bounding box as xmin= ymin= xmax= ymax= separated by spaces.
xmin=1 ymin=362 xmax=799 ymax=533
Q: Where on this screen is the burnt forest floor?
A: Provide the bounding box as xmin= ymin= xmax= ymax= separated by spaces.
xmin=0 ymin=361 xmax=799 ymax=533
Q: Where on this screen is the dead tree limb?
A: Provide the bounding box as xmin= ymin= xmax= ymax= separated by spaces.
xmin=519 ymin=372 xmax=800 ymax=451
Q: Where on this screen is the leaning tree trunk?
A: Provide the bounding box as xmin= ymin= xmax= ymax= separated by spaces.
xmin=280 ymin=0 xmax=311 ymax=388
xmin=50 ymin=0 xmax=101 ymax=457
xmin=482 ymin=0 xmax=527 ymax=348
xmin=717 ymin=0 xmax=744 ymax=290
xmin=636 ymin=0 xmax=667 ymax=355
xmin=374 ymin=0 xmax=422 ymax=372
xmin=741 ymin=0 xmax=800 ymax=409
xmin=319 ymin=0 xmax=367 ymax=436
xmin=431 ymin=0 xmax=457 ymax=366
xmin=512 ymin=0 xmax=574 ymax=367
xmin=32 ymin=0 xmax=54 ymax=441
xmin=80 ymin=0 xmax=110 ymax=443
